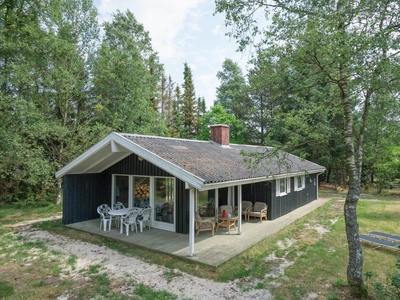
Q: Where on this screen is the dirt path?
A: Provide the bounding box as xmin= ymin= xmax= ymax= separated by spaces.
xmin=19 ymin=228 xmax=272 ymax=300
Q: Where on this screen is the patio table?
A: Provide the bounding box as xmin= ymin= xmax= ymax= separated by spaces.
xmin=216 ymin=215 xmax=238 ymax=234
xmin=109 ymin=207 xmax=143 ymax=233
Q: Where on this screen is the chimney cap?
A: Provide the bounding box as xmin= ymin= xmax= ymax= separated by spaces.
xmin=210 ymin=124 xmax=230 ymax=128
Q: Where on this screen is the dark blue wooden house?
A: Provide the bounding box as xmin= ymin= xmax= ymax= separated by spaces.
xmin=56 ymin=124 xmax=325 ymax=256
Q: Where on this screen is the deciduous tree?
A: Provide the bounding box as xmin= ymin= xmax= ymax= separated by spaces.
xmin=215 ymin=0 xmax=400 ymax=295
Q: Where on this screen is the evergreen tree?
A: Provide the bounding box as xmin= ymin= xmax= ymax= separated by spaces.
xmin=181 ymin=63 xmax=198 ymax=139
xmin=169 ymin=85 xmax=184 ymax=138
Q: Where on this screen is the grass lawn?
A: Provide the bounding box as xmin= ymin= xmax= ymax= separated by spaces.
xmin=0 ymin=187 xmax=399 ymax=299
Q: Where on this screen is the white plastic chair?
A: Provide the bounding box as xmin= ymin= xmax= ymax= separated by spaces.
xmin=120 ymin=209 xmax=140 ymax=236
xmin=97 ymin=204 xmax=112 ymax=231
xmin=137 ymin=207 xmax=152 ymax=232
xmin=111 ymin=202 xmax=125 ymax=228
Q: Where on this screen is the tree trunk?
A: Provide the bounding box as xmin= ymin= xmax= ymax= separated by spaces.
xmin=56 ymin=178 xmax=62 ymax=205
xmin=339 ymin=63 xmax=367 ymax=297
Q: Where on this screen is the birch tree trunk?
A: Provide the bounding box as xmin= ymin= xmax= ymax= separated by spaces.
xmin=339 ymin=64 xmax=367 ymax=296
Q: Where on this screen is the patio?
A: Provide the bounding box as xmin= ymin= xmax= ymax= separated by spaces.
xmin=67 ymin=198 xmax=331 ymax=267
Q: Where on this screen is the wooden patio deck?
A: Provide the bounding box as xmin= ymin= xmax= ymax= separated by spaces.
xmin=67 ymin=198 xmax=331 ymax=267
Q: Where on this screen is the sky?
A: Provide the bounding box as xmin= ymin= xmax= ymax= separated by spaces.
xmin=93 ymin=0 xmax=250 ymax=109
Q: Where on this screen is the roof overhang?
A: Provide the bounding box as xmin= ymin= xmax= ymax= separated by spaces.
xmin=56 ymin=132 xmax=325 ymax=192
xmin=55 ymin=133 xmax=132 ymax=178
xmin=197 ymin=168 xmax=326 ymax=191
xmin=55 ymin=133 xmax=206 ymax=189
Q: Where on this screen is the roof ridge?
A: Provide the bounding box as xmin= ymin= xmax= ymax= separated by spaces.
xmin=116 ymin=132 xmax=210 ymax=144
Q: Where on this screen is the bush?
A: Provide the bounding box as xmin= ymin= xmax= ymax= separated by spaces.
xmin=365 ymin=258 xmax=400 ymax=299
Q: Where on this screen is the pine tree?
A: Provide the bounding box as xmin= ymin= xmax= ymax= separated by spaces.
xmin=169 ymin=85 xmax=183 ymax=138
xmin=181 ymin=63 xmax=198 ymax=139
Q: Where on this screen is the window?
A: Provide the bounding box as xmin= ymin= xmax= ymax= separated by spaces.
xmin=154 ymin=177 xmax=175 ymax=225
xmin=276 ymin=178 xmax=291 ymax=197
xmin=280 ymin=179 xmax=286 ymax=194
xmin=295 ymin=175 xmax=305 ymax=191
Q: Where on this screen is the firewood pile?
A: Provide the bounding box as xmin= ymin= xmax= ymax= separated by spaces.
xmin=134 ymin=184 xmax=150 ymax=198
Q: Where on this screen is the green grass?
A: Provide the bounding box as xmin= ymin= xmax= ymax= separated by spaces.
xmin=1 ymin=188 xmax=400 ymax=299
xmin=0 ymin=202 xmax=62 ymax=235
xmin=0 ymin=280 xmax=14 ymax=298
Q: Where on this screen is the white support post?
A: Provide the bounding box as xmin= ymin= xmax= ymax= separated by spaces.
xmin=215 ymin=188 xmax=219 ymax=216
xmin=111 ymin=175 xmax=116 ymax=205
xmin=189 ymin=187 xmax=195 ymax=257
xmin=237 ymin=185 xmax=242 ymax=234
xmin=227 ymin=186 xmax=232 ymax=206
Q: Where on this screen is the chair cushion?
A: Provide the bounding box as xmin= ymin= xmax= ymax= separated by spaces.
xmin=195 ymin=211 xmax=202 ymax=220
xmin=242 ymin=201 xmax=252 ymax=211
xmin=219 ymin=205 xmax=233 ymax=214
xmin=198 ymin=221 xmax=213 ymax=229
xmin=254 ymin=202 xmax=266 ymax=212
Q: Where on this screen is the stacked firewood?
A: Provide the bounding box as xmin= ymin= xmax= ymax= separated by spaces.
xmin=134 ymin=184 xmax=150 ymax=198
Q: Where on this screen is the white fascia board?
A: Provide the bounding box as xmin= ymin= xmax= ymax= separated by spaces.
xmin=198 ymin=168 xmax=326 ymax=191
xmin=111 ymin=140 xmax=130 ymax=152
xmin=114 ymin=133 xmax=205 ymax=189
xmin=55 ymin=133 xmax=118 ymax=179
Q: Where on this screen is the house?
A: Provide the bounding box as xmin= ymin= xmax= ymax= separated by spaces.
xmin=56 ymin=124 xmax=325 ymax=256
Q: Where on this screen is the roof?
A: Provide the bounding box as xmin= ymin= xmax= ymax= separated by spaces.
xmin=55 ymin=132 xmax=325 ymax=190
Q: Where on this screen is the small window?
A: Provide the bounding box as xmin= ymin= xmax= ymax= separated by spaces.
xmin=280 ymin=179 xmax=286 ymax=194
xmin=276 ymin=178 xmax=289 ymax=197
xmin=295 ymin=175 xmax=305 ymax=191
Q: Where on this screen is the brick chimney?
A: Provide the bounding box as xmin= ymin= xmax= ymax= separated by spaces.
xmin=210 ymin=124 xmax=230 ymax=146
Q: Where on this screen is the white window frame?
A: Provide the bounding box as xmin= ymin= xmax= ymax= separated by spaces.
xmin=111 ymin=174 xmax=176 ymax=232
xmin=294 ymin=175 xmax=305 ymax=191
xmin=276 ymin=178 xmax=290 ymax=197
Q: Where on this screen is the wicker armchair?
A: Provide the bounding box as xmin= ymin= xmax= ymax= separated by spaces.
xmin=195 ymin=211 xmax=215 ymax=237
xmin=241 ymin=201 xmax=253 ymax=220
xmin=246 ymin=202 xmax=268 ymax=223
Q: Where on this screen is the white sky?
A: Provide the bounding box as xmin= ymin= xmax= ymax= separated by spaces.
xmin=93 ymin=0 xmax=250 ymax=109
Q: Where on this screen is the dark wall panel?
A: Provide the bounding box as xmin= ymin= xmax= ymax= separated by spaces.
xmin=105 ymin=153 xmax=172 ymax=177
xmin=269 ymin=174 xmax=319 ymax=220
xmin=241 ymin=182 xmax=272 ymax=219
xmin=63 ymin=173 xmax=111 ymax=225
xmin=63 ymin=154 xmax=189 ymax=233
xmin=175 ymin=179 xmax=189 ymax=234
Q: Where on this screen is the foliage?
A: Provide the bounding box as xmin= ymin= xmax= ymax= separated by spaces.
xmin=215 ymin=0 xmax=400 ymax=291
xmin=365 ymin=258 xmax=400 ymax=300
xmin=92 ymin=10 xmax=166 ymax=135
xmin=0 ymin=3 xmax=174 ymax=204
xmin=215 ymin=58 xmax=254 ymax=143
xmin=0 ymin=0 xmax=104 ymax=203
xmin=197 ymin=104 xmax=245 ymax=144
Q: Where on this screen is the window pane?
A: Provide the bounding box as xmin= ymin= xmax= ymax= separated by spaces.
xmin=133 ymin=176 xmax=150 ymax=207
xmin=154 ymin=178 xmax=174 ymax=224
xmin=297 ymin=176 xmax=302 ymax=189
xmin=115 ymin=175 xmax=129 ymax=208
xmin=280 ymin=179 xmax=286 ymax=193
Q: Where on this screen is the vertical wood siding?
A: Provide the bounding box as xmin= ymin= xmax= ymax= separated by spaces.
xmin=63 ymin=154 xmax=190 ymax=234
xmin=270 ymin=174 xmax=318 ymax=220
xmin=63 ymin=173 xmax=111 ymax=225
xmin=242 ymin=174 xmax=318 ymax=221
xmin=242 ymin=182 xmax=272 ymax=219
